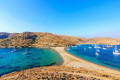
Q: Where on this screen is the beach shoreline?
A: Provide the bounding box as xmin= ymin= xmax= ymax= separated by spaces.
xmin=51 ymin=47 xmax=120 ymax=75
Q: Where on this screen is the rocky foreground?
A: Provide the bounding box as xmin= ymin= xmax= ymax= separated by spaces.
xmin=0 ymin=66 xmax=120 ymax=80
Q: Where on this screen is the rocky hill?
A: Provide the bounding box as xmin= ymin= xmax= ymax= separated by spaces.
xmin=0 ymin=32 xmax=37 ymax=48
xmin=0 ymin=32 xmax=77 ymax=48
xmin=33 ymin=33 xmax=77 ymax=47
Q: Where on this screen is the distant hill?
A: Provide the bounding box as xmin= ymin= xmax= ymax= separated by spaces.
xmin=58 ymin=35 xmax=86 ymax=44
xmin=0 ymin=32 xmax=18 ymax=39
xmin=0 ymin=32 xmax=10 ymax=39
xmin=115 ymin=37 xmax=120 ymax=42
xmin=86 ymin=37 xmax=120 ymax=45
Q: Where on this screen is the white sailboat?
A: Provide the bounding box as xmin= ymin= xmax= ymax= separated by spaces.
xmin=84 ymin=45 xmax=86 ymax=51
xmin=88 ymin=45 xmax=92 ymax=49
xmin=94 ymin=44 xmax=100 ymax=49
xmin=84 ymin=48 xmax=86 ymax=51
xmin=113 ymin=46 xmax=120 ymax=55
xmin=102 ymin=45 xmax=106 ymax=50
xmin=95 ymin=47 xmax=99 ymax=56
xmin=95 ymin=53 xmax=99 ymax=56
xmin=11 ymin=47 xmax=16 ymax=53
xmin=88 ymin=47 xmax=92 ymax=49
xmin=23 ymin=48 xmax=28 ymax=55
xmin=97 ymin=49 xmax=100 ymax=52
xmin=105 ymin=45 xmax=112 ymax=48
xmin=74 ymin=46 xmax=77 ymax=47
xmin=103 ymin=47 xmax=106 ymax=50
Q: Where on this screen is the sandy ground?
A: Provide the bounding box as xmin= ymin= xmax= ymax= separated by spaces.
xmin=52 ymin=47 xmax=120 ymax=76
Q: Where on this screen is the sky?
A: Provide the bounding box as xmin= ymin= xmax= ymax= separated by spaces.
xmin=0 ymin=0 xmax=120 ymax=38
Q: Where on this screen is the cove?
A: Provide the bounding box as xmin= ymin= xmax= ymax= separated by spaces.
xmin=0 ymin=47 xmax=63 ymax=76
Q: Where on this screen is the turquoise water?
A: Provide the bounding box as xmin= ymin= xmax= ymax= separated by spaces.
xmin=0 ymin=48 xmax=63 ymax=76
xmin=66 ymin=44 xmax=120 ymax=71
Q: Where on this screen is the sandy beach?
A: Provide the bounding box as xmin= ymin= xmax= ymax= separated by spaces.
xmin=52 ymin=47 xmax=120 ymax=76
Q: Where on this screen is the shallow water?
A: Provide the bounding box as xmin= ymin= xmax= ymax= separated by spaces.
xmin=0 ymin=48 xmax=63 ymax=76
xmin=66 ymin=44 xmax=120 ymax=70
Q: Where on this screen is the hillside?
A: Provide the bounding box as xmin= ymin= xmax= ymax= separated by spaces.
xmin=115 ymin=37 xmax=120 ymax=42
xmin=0 ymin=32 xmax=75 ymax=48
xmin=0 ymin=32 xmax=120 ymax=48
xmin=86 ymin=37 xmax=120 ymax=45
xmin=58 ymin=35 xmax=86 ymax=44
xmin=0 ymin=32 xmax=36 ymax=48
xmin=0 ymin=66 xmax=120 ymax=80
xmin=33 ymin=33 xmax=75 ymax=47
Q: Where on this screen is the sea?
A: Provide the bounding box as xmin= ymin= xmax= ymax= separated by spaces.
xmin=66 ymin=44 xmax=120 ymax=71
xmin=0 ymin=47 xmax=63 ymax=76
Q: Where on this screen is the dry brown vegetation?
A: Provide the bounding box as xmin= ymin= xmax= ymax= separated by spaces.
xmin=0 ymin=66 xmax=120 ymax=80
xmin=86 ymin=37 xmax=120 ymax=45
xmin=0 ymin=32 xmax=120 ymax=48
xmin=0 ymin=32 xmax=76 ymax=48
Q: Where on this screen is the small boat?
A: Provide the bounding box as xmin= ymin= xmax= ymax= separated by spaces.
xmin=23 ymin=52 xmax=27 ymax=55
xmin=11 ymin=47 xmax=16 ymax=53
xmin=97 ymin=50 xmax=100 ymax=52
xmin=95 ymin=47 xmax=99 ymax=56
xmin=102 ymin=45 xmax=106 ymax=50
xmin=103 ymin=48 xmax=106 ymax=50
xmin=88 ymin=47 xmax=92 ymax=49
xmin=95 ymin=53 xmax=99 ymax=56
xmin=113 ymin=46 xmax=120 ymax=55
xmin=104 ymin=45 xmax=112 ymax=48
xmin=88 ymin=45 xmax=92 ymax=49
xmin=23 ymin=48 xmax=29 ymax=55
xmin=84 ymin=48 xmax=86 ymax=51
xmin=94 ymin=44 xmax=100 ymax=49
xmin=11 ymin=51 xmax=14 ymax=53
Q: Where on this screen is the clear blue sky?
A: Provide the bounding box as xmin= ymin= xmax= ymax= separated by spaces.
xmin=0 ymin=0 xmax=120 ymax=38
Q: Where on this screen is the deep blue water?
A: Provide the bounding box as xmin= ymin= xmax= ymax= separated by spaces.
xmin=66 ymin=44 xmax=120 ymax=71
xmin=0 ymin=48 xmax=63 ymax=76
